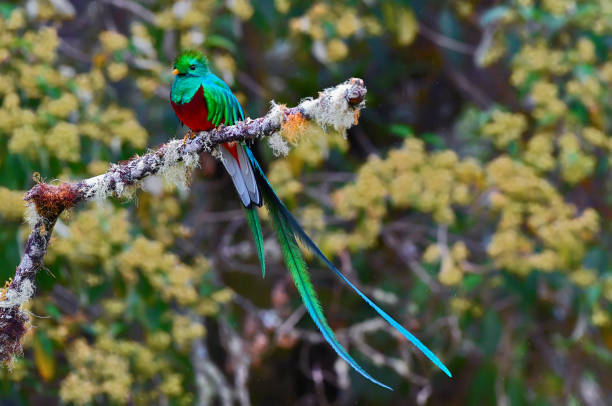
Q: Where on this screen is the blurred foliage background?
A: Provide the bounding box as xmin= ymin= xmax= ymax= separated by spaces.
xmin=0 ymin=0 xmax=611 ymax=404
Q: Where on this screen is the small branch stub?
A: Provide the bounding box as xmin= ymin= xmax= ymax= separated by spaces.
xmin=26 ymin=183 xmax=80 ymax=220
xmin=346 ymin=78 xmax=367 ymax=106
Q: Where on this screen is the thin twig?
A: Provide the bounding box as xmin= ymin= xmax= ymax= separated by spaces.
xmin=418 ymin=24 xmax=477 ymax=55
xmin=102 ymin=0 xmax=156 ymax=23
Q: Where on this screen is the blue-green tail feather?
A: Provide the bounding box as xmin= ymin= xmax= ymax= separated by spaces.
xmin=260 ymin=167 xmax=391 ymax=390
xmin=244 ymin=146 xmax=452 ymax=383
xmin=245 ymin=207 xmax=265 ymax=278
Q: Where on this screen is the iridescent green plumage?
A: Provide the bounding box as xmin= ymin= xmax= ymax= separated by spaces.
xmin=173 ymin=50 xmax=208 ymax=73
xmin=170 ymin=50 xmax=244 ymax=128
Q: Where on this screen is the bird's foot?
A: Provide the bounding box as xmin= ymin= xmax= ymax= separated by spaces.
xmin=182 ymin=131 xmax=195 ymax=145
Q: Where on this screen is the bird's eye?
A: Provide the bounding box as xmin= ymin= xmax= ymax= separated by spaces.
xmin=190 ymin=65 xmax=196 ymax=70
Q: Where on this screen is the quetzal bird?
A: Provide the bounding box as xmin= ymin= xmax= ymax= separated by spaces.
xmin=170 ymin=50 xmax=451 ymax=389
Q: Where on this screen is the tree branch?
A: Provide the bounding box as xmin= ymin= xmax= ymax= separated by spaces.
xmin=0 ymin=78 xmax=367 ymax=363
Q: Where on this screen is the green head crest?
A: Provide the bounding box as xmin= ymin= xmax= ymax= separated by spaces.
xmin=172 ymin=50 xmax=209 ymax=76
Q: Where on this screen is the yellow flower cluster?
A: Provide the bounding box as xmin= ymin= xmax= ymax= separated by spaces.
xmin=396 ymin=7 xmax=419 ymax=45
xmin=570 ymin=267 xmax=598 ymax=287
xmin=542 ymin=0 xmax=575 ymax=15
xmin=0 ymin=9 xmax=151 ymax=166
xmin=291 ymin=127 xmax=349 ymax=168
xmin=212 ymin=53 xmax=237 ymax=85
xmin=591 ymin=305 xmax=610 ymax=327
xmin=523 ymin=132 xmax=555 ymax=172
xmin=40 ymin=192 xmax=232 ymax=402
xmin=197 ymin=287 xmax=234 ymax=316
xmin=334 ymin=139 xmax=484 ymax=250
xmin=99 ymin=31 xmax=128 ymax=53
xmin=571 ymin=37 xmax=596 ymax=64
xmin=585 ymin=1 xmax=612 ymax=34
xmin=42 ymin=93 xmax=78 ymax=118
xmin=227 ymin=0 xmax=254 ymax=20
xmin=567 ymin=76 xmax=602 ymax=110
xmin=0 ymin=187 xmax=24 ymax=220
xmin=300 ymin=206 xmax=326 ymax=234
xmin=136 ymin=77 xmax=159 ymax=98
xmin=48 ymin=205 xmax=131 ymax=271
xmin=155 ymin=0 xmax=215 ymax=30
xmin=59 ymin=334 xmax=193 ymax=406
xmin=478 ymin=21 xmax=612 ymax=188
xmin=476 ymin=30 xmax=507 ymax=67
xmin=136 ymin=194 xmax=188 ymax=246
xmin=107 ymin=62 xmax=129 ymax=82
xmin=558 ymin=132 xmax=595 ymax=184
xmin=486 ymin=156 xmax=599 ymax=274
xmin=288 ymin=2 xmax=385 ymax=63
xmin=172 ymin=315 xmax=206 ymax=350
xmin=275 ymin=0 xmax=291 ymax=13
xmin=329 ymin=130 xmax=601 ymax=289
xmin=530 ymin=80 xmax=567 ymax=121
xmin=511 ymin=42 xmax=569 ymax=86
xmin=482 ymin=111 xmax=527 ymax=147
xmin=423 ymin=241 xmax=470 ymax=286
xmin=48 ymin=195 xmax=234 ymax=322
xmin=116 ymin=237 xmax=203 ymax=305
xmin=60 ymin=339 xmax=132 ymax=405
xmin=81 ymin=105 xmax=148 ymax=148
xmin=449 ymin=296 xmax=483 ymax=317
xmin=267 ymin=160 xmax=304 ymax=200
xmin=1 ymin=92 xmax=38 ymax=157
xmin=46 ymin=122 xmax=81 ymax=162
xmin=26 ymin=26 xmax=59 ymax=63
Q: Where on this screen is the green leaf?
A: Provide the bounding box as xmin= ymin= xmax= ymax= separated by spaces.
xmin=468 ymin=363 xmax=496 ymax=406
xmin=0 ymin=2 xmax=16 ymax=19
xmin=389 ymin=124 xmax=413 ymax=138
xmin=480 ymin=309 xmax=502 ymax=356
xmin=421 ymin=132 xmax=445 ymax=148
xmin=204 ymin=35 xmax=238 ymax=54
xmin=44 ymin=304 xmax=61 ymax=320
xmin=463 ymin=274 xmax=483 ymax=291
xmin=33 ymin=331 xmax=55 ymax=382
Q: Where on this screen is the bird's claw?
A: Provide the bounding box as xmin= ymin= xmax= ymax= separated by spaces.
xmin=182 ymin=131 xmax=196 ymax=145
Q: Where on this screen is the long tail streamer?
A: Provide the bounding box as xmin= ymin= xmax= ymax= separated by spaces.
xmin=245 ymin=146 xmax=452 ymax=388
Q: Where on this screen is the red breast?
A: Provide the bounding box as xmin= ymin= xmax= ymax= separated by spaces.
xmin=171 ymin=86 xmax=240 ymax=166
xmin=171 ymin=86 xmax=216 ymax=132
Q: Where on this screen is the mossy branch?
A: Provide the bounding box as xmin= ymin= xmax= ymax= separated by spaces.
xmin=0 ymin=78 xmax=367 ymax=363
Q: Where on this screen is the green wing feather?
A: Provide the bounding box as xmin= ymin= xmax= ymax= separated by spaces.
xmin=201 ymin=73 xmax=244 ymax=126
xmin=262 ymin=177 xmax=392 ymax=391
xmin=201 ymin=75 xmax=264 ymax=275
xmin=245 ymin=207 xmax=266 ymax=278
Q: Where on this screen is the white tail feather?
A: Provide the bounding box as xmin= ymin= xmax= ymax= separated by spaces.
xmin=219 ymin=145 xmax=250 ymax=207
xmin=236 ymin=145 xmax=261 ymax=206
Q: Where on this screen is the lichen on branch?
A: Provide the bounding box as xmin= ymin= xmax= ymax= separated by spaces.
xmin=0 ymin=78 xmax=367 ymax=363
